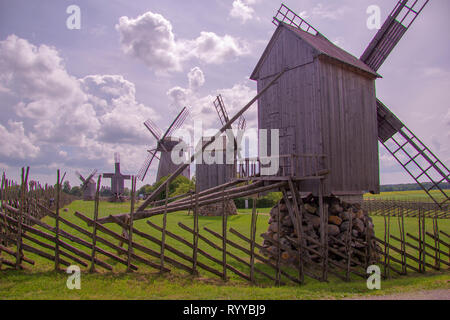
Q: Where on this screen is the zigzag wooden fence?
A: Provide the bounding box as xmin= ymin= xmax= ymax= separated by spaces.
xmin=1 ymin=168 xmax=448 ymax=286
xmin=363 ymin=198 xmax=450 ymax=219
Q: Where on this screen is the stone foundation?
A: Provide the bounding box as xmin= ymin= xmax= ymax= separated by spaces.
xmin=197 ymin=200 xmax=238 ymax=216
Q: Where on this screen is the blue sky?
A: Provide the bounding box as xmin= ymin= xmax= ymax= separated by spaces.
xmin=0 ymin=0 xmax=449 ymax=189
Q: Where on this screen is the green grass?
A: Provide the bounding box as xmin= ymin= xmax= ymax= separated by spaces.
xmin=0 ymin=199 xmax=449 ymax=300
xmin=364 ymin=189 xmax=450 ymax=201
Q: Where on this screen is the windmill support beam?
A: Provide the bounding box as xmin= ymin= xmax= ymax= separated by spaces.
xmin=131 ymin=68 xmax=287 ymax=215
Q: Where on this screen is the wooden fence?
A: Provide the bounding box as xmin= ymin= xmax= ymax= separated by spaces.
xmin=1 ymin=168 xmax=448 ymax=286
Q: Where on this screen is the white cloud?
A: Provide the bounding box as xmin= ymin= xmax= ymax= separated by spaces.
xmin=116 ymin=11 xmax=249 ymax=72
xmin=0 ymin=120 xmax=39 ymax=159
xmin=0 ymin=35 xmax=158 ymax=178
xmin=116 ymin=12 xmax=182 ymax=72
xmin=230 ymin=0 xmax=257 ymax=23
xmin=187 ymin=67 xmax=205 ymax=91
xmin=302 ymin=3 xmax=350 ymax=21
xmin=167 ymin=68 xmax=257 ymax=140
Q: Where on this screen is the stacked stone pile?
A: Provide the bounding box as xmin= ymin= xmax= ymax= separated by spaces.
xmin=261 ymin=195 xmax=379 ymax=266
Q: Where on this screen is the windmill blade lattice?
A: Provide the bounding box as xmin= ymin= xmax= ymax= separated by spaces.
xmin=272 ymin=3 xmax=321 ymax=36
xmin=144 ymin=118 xmax=163 ymax=141
xmin=377 ymin=100 xmax=449 ymax=207
xmin=165 ymin=107 xmax=190 ymax=139
xmin=361 ymin=0 xmax=430 ymax=72
xmin=137 ymin=150 xmax=158 ymax=181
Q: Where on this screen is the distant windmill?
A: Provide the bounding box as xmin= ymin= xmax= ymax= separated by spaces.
xmin=196 ymin=94 xmax=246 ymax=193
xmin=76 ymin=169 xmax=97 ymax=201
xmin=103 ymin=153 xmax=131 ymax=201
xmin=137 ymin=107 xmax=191 ymax=183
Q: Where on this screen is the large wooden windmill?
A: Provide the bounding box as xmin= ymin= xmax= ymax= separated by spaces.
xmin=196 ymin=95 xmax=246 ymax=193
xmin=137 ymin=107 xmax=191 ymax=183
xmin=75 ymin=169 xmax=97 ymax=201
xmin=250 ymin=1 xmax=449 ymax=207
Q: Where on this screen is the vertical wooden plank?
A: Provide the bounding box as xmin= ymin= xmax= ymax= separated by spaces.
xmin=346 ymin=207 xmax=353 ymax=281
xmin=54 ymin=169 xmax=61 ymax=271
xmin=275 ymin=203 xmax=281 ymax=286
xmin=249 ymin=197 xmax=258 ymax=283
xmin=192 ymin=191 xmax=199 ymax=274
xmin=0 ymin=173 xmax=4 ymax=270
xmin=89 ymin=175 xmax=102 ymax=273
xmin=421 ymin=208 xmax=426 ymax=273
xmin=127 ymin=176 xmax=136 ymax=272
xmin=286 ymin=180 xmax=304 ymax=284
xmin=221 ymin=186 xmax=227 ymax=281
xmin=400 ymin=207 xmax=407 ymax=274
xmin=160 ymin=182 xmax=169 ymax=273
xmin=318 ymin=179 xmax=327 ymax=281
xmin=16 ymin=167 xmax=29 ymax=270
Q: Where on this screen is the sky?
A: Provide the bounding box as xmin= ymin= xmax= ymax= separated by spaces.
xmin=0 ymin=0 xmax=449 ymax=190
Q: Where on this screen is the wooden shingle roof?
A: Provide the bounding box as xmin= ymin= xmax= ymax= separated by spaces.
xmin=250 ymin=22 xmax=380 ymax=80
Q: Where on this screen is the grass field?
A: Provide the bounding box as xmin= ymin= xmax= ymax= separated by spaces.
xmin=0 ymin=197 xmax=449 ymax=300
xmin=363 ymin=189 xmax=450 ymax=201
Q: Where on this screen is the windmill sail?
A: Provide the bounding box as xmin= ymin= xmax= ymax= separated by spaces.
xmin=377 ymin=100 xmax=449 ymax=207
xmin=137 ymin=150 xmax=157 ymax=181
xmin=272 ymin=3 xmax=321 ymax=36
xmin=358 ymin=0 xmax=448 ymax=206
xmin=361 ymin=0 xmax=429 ymax=72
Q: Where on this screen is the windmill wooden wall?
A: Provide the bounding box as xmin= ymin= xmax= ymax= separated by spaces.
xmin=196 ymin=136 xmax=234 ymax=193
xmin=156 ymin=137 xmax=190 ymax=182
xmin=251 ymin=23 xmax=380 ymax=196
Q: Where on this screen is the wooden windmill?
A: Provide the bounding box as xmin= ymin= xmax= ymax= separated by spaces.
xmin=76 ymin=169 xmax=97 ymax=201
xmin=250 ymin=1 xmax=449 ymax=206
xmin=103 ymin=152 xmax=131 ymax=201
xmin=196 ymin=95 xmax=246 ymax=193
xmin=137 ymin=107 xmax=191 ymax=183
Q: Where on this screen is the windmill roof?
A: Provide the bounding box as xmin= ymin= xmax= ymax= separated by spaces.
xmin=250 ymin=23 xmax=380 ymax=80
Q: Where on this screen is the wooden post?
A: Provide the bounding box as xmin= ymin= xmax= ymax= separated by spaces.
xmin=249 ymin=197 xmax=258 ymax=283
xmin=346 ymin=207 xmax=353 ymax=281
xmin=160 ymin=182 xmax=169 ymax=273
xmin=54 ymin=169 xmax=61 ymax=271
xmin=401 ymin=207 xmax=407 ymax=274
xmin=285 ymin=181 xmax=304 ymax=284
xmin=221 ymin=187 xmax=227 ymax=281
xmin=192 ymin=191 xmax=199 ymax=275
xmin=318 ymin=179 xmax=327 ymax=281
xmin=0 ymin=173 xmax=4 ymax=271
xmin=383 ymin=207 xmax=391 ymax=278
xmin=421 ymin=207 xmax=426 ymax=272
xmin=16 ymin=167 xmax=29 ymax=269
xmin=275 ymin=203 xmax=281 ymax=286
xmin=89 ymin=175 xmax=102 ymax=273
xmin=127 ymin=176 xmax=136 ymax=272
xmin=433 ymin=215 xmax=440 ymax=270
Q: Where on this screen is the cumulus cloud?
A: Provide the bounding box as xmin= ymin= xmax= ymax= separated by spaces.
xmin=0 ymin=120 xmax=39 ymax=159
xmin=167 ymin=68 xmax=257 ymax=141
xmin=187 ymin=67 xmax=205 ymax=91
xmin=116 ymin=11 xmax=249 ymax=72
xmin=0 ymin=35 xmax=158 ymax=178
xmin=230 ymin=0 xmax=257 ymax=23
